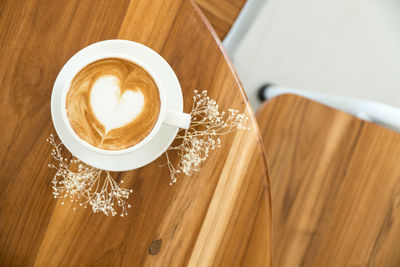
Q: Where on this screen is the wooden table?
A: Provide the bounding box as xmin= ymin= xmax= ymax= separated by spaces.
xmin=0 ymin=0 xmax=271 ymax=266
xmin=257 ymin=94 xmax=400 ymax=266
xmin=195 ymin=0 xmax=247 ymax=39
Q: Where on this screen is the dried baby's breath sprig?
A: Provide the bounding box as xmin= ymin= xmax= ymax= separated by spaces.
xmin=164 ymin=90 xmax=250 ymax=185
xmin=47 ymin=134 xmax=132 ymax=216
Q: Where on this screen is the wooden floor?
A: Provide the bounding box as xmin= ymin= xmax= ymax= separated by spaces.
xmin=195 ymin=0 xmax=246 ymax=39
xmin=257 ymin=95 xmax=400 ymax=267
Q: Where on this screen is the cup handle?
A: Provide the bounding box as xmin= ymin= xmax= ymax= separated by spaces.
xmin=163 ymin=109 xmax=191 ymax=129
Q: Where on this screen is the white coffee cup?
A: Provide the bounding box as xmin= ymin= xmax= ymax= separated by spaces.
xmin=52 ymin=40 xmax=191 ymax=159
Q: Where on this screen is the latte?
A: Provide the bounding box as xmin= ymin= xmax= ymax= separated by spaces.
xmin=66 ymin=58 xmax=161 ymax=150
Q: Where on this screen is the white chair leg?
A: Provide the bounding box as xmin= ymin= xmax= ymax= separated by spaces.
xmin=223 ymin=0 xmax=267 ymax=58
xmin=258 ymin=84 xmax=400 ymax=132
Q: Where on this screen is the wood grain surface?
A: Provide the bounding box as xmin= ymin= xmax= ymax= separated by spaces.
xmin=195 ymin=0 xmax=246 ymax=39
xmin=0 ymin=0 xmax=271 ymax=266
xmin=257 ymin=94 xmax=400 ymax=267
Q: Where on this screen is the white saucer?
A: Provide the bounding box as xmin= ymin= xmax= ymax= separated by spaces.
xmin=51 ymin=40 xmax=182 ymax=171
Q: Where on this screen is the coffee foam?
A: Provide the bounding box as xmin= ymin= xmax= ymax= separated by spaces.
xmin=66 ymin=58 xmax=161 ymax=150
xmin=90 ymin=75 xmax=145 ymax=133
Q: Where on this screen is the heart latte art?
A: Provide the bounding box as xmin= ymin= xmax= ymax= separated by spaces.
xmin=66 ymin=58 xmax=161 ymax=150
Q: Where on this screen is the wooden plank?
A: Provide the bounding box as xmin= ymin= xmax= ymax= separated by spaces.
xmin=195 ymin=0 xmax=246 ymax=39
xmin=0 ymin=0 xmax=271 ymax=266
xmin=257 ymin=94 xmax=400 ymax=267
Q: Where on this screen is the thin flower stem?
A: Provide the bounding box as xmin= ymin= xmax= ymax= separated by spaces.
xmin=47 ymin=134 xmax=132 ymax=217
xmin=163 ymin=90 xmax=250 ymax=185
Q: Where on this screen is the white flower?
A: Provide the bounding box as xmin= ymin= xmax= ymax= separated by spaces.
xmin=164 ymin=90 xmax=250 ymax=185
xmin=47 ymin=134 xmax=132 ymax=217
